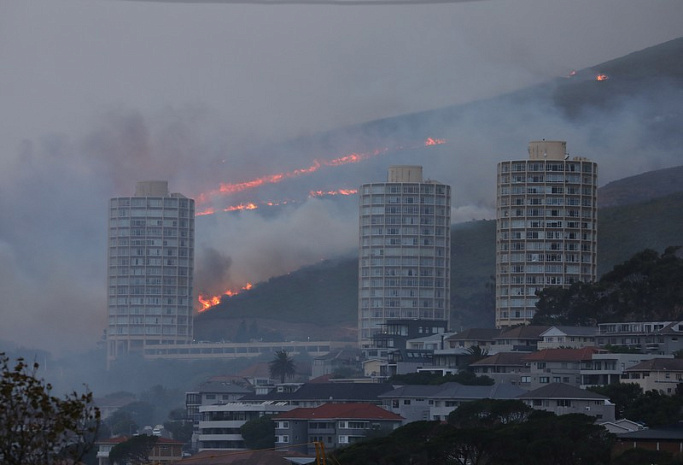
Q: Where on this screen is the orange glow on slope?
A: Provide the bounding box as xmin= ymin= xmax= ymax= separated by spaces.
xmin=309 ymin=188 xmax=358 ymax=197
xmin=425 ymin=137 xmax=446 ymax=146
xmin=198 ymin=282 xmax=253 ymax=312
xmin=596 ymin=74 xmax=609 ymax=81
xmin=196 ymin=138 xmax=446 ymax=208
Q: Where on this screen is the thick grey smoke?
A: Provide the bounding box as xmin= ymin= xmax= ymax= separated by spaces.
xmin=0 ymin=0 xmax=682 ymax=355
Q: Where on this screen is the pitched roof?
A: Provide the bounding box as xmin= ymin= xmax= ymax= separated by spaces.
xmin=238 ymin=382 xmax=394 ymax=402
xmin=274 ymin=402 xmax=403 ymax=421
xmin=522 ymin=347 xmax=601 ymax=362
xmin=446 ymin=328 xmax=502 ymax=341
xmin=497 ymin=325 xmax=551 ymax=339
xmin=379 ymin=382 xmax=527 ymax=400
xmin=625 ymin=358 xmax=683 ymax=372
xmin=470 ymin=352 xmax=527 ymax=366
xmin=541 ymin=326 xmax=598 ymax=337
xmin=517 ymin=383 xmax=608 ymax=400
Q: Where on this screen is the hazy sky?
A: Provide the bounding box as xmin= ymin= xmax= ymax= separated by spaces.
xmin=1 ymin=0 xmax=682 ymax=353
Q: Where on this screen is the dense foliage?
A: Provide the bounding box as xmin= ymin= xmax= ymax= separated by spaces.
xmin=269 ymin=350 xmax=296 ymax=383
xmin=588 ymin=382 xmax=683 ymax=427
xmin=109 ymin=434 xmax=158 ymax=465
xmin=240 ymin=415 xmax=275 ymax=450
xmin=532 ymin=247 xmax=683 ymax=326
xmin=0 ymin=353 xmax=100 ymax=465
xmin=330 ymin=399 xmax=614 ymax=465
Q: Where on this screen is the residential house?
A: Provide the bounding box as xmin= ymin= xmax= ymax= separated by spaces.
xmin=311 ymin=348 xmax=362 ymax=379
xmin=378 ymin=382 xmax=527 ymax=422
xmin=194 ymin=382 xmax=395 ymax=452
xmin=623 ymin=358 xmax=683 ymax=395
xmin=494 ymin=325 xmax=551 ymax=352
xmin=96 ymin=436 xmax=184 ymax=465
xmin=273 ymin=403 xmax=403 ymax=455
xmin=445 ymin=328 xmax=501 ymax=351
xmin=520 ymin=347 xmax=601 ymax=390
xmin=613 ymin=424 xmax=683 ymax=460
xmin=596 ymin=321 xmax=683 ymax=355
xmin=580 ymin=353 xmax=672 ymax=388
xmin=468 ymin=352 xmax=529 ymax=385
xmin=186 ymin=379 xmax=252 ymax=423
xmin=379 ymin=349 xmax=435 ymax=378
xmin=517 ymin=383 xmax=615 ymax=422
xmin=537 ymin=326 xmax=597 ymax=350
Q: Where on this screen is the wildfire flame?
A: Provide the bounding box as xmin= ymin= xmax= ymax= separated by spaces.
xmin=196 ymin=137 xmax=446 ymax=208
xmin=425 ymin=137 xmax=445 ymax=146
xmin=596 ymin=74 xmax=609 ymax=81
xmin=309 ymin=189 xmax=358 ymax=197
xmin=198 ymin=282 xmax=253 ymax=312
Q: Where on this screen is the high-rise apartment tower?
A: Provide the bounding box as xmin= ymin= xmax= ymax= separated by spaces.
xmin=358 ymin=166 xmax=451 ymax=348
xmin=107 ymin=181 xmax=195 ymax=364
xmin=495 ymin=141 xmax=598 ymax=327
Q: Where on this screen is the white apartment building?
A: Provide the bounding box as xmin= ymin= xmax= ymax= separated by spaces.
xmin=107 ymin=181 xmax=195 ymax=364
xmin=358 ymin=166 xmax=451 ymax=348
xmin=495 ymin=141 xmax=598 ymax=327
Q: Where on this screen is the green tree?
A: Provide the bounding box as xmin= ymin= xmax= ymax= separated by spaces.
xmin=269 ymin=350 xmax=296 ymax=383
xmin=240 ymin=415 xmax=275 ymax=450
xmin=533 ymin=247 xmax=683 ymax=325
xmin=164 ymin=408 xmax=193 ymax=444
xmin=0 ymin=353 xmax=100 ymax=465
xmin=106 ymin=409 xmax=138 ymax=436
xmin=109 ymin=434 xmax=158 ymax=465
xmin=588 ymin=382 xmax=643 ymax=419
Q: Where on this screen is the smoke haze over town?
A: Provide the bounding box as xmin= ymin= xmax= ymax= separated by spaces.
xmin=1 ymin=0 xmax=682 ymax=354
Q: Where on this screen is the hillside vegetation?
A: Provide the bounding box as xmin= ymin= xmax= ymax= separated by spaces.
xmin=195 ymin=36 xmax=683 ymax=340
xmin=195 ymin=183 xmax=683 ymax=340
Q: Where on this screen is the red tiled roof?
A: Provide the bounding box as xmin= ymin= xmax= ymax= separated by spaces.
xmin=274 ymin=402 xmax=403 ymax=421
xmin=522 ymin=347 xmax=600 ymax=362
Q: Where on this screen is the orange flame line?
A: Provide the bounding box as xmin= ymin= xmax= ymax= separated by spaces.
xmin=198 ymin=282 xmax=254 ymax=312
xmin=196 ymin=138 xmax=446 ymax=207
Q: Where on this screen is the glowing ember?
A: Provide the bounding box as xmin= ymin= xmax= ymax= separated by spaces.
xmin=198 ymin=282 xmax=254 ymax=312
xmin=309 ymin=189 xmax=358 ymax=197
xmin=223 ymin=203 xmax=258 ymax=212
xmin=425 ymin=137 xmax=446 ymax=146
xmin=596 ymin=74 xmax=609 ymax=81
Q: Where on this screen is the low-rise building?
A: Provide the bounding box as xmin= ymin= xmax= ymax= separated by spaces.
xmin=494 ymin=326 xmax=550 ymax=352
xmin=521 ymin=347 xmax=600 ymax=390
xmin=445 ymin=328 xmax=501 ymax=351
xmin=517 ymin=383 xmax=615 ymax=422
xmin=469 ymin=352 xmax=529 ymax=385
xmin=96 ymin=436 xmax=184 ymax=465
xmin=273 ymin=403 xmax=403 ymax=455
xmin=537 ymin=326 xmax=597 ymax=350
xmin=596 ymin=321 xmax=683 ymax=355
xmin=623 ymin=358 xmax=683 ymax=395
xmin=378 ymin=382 xmax=527 ymax=422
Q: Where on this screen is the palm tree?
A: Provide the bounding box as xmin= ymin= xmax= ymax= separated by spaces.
xmin=269 ymin=350 xmax=296 ymax=384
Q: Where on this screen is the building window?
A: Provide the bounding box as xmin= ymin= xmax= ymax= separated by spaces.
xmin=521 ymin=376 xmax=531 ymax=383
xmin=539 ymin=377 xmax=550 ymax=384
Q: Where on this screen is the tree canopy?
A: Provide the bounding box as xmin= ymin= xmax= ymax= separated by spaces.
xmin=109 ymin=434 xmax=159 ymax=465
xmin=269 ymin=350 xmax=296 ymax=383
xmin=532 ymin=247 xmax=683 ymax=325
xmin=330 ymin=400 xmax=614 ymax=465
xmin=0 ymin=353 xmax=100 ymax=465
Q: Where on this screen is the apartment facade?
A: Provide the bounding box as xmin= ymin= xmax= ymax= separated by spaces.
xmin=273 ymin=403 xmax=403 ymax=454
xmin=358 ymin=166 xmax=451 ymax=348
xmin=107 ymin=181 xmax=195 ymax=364
xmin=495 ymin=141 xmax=598 ymax=327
